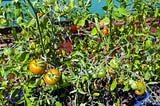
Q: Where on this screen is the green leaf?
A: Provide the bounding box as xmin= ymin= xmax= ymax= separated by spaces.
xmin=18 ymin=52 xmax=29 ymax=62
xmin=80 ymin=103 xmax=87 ymax=106
xmin=17 ymin=17 xmax=23 ymax=24
xmin=69 ymin=0 xmax=74 ymax=8
xmin=144 ymin=71 xmax=150 ymax=81
xmin=110 ymin=79 xmax=117 ymax=91
xmin=21 ymin=30 xmax=29 ymax=41
xmin=0 ymin=69 xmax=4 ymax=77
xmin=109 ymin=58 xmax=119 ymax=69
xmin=72 ymin=51 xmax=84 ymax=57
xmin=91 ymin=27 xmax=97 ymax=35
xmin=55 ymin=101 xmax=62 ymax=106
xmin=77 ymin=19 xmax=85 ymax=26
xmin=156 ymin=28 xmax=160 ymax=36
xmin=78 ymin=88 xmax=86 ymax=94
xmin=145 ymin=39 xmax=152 ymax=49
xmin=81 ymin=76 xmax=88 ymax=83
xmin=3 ymin=48 xmax=13 ymax=56
xmin=80 ymin=60 xmax=86 ymax=67
xmin=118 ymin=8 xmax=129 ymax=16
xmin=100 ymin=17 xmax=110 ymax=25
xmin=98 ymin=103 xmax=105 ymax=106
xmin=24 ymin=95 xmax=31 ymax=106
xmin=106 ymin=0 xmax=113 ymax=10
xmin=123 ymin=83 xmax=129 ymax=91
xmin=70 ymin=89 xmax=77 ymax=94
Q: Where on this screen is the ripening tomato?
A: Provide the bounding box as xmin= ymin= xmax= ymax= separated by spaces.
xmin=141 ymin=64 xmax=147 ymax=70
xmin=101 ymin=28 xmax=108 ymax=35
xmin=135 ymin=80 xmax=145 ymax=95
xmin=131 ymin=80 xmax=146 ymax=96
xmin=44 ymin=68 xmax=61 ymax=85
xmin=135 ymin=89 xmax=145 ymax=96
xmin=37 ymin=13 xmax=43 ymax=17
xmin=69 ymin=25 xmax=80 ymax=33
xmin=117 ymin=79 xmax=122 ymax=85
xmin=108 ymin=66 xmax=115 ymax=77
xmin=29 ymin=59 xmax=46 ymax=75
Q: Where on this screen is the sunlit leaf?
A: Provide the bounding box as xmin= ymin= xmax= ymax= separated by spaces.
xmin=78 ymin=19 xmax=85 ymax=26
xmin=72 ymin=51 xmax=84 ymax=57
xmin=123 ymin=83 xmax=129 ymax=91
xmin=55 ymin=101 xmax=62 ymax=106
xmin=144 ymin=71 xmax=150 ymax=81
xmin=98 ymin=103 xmax=105 ymax=106
xmin=91 ymin=27 xmax=97 ymax=35
xmin=110 ymin=79 xmax=117 ymax=91
xmin=78 ymin=88 xmax=87 ymax=94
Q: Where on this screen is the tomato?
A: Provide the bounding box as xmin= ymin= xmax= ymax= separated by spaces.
xmin=141 ymin=64 xmax=147 ymax=70
xmin=135 ymin=89 xmax=145 ymax=96
xmin=37 ymin=13 xmax=43 ymax=17
xmin=29 ymin=42 xmax=36 ymax=49
xmin=117 ymin=79 xmax=122 ymax=85
xmin=144 ymin=39 xmax=152 ymax=49
xmin=93 ymin=92 xmax=100 ymax=97
xmin=69 ymin=25 xmax=80 ymax=33
xmin=98 ymin=69 xmax=106 ymax=78
xmin=44 ymin=68 xmax=61 ymax=85
xmin=101 ymin=28 xmax=108 ymax=35
xmin=131 ymin=80 xmax=138 ymax=90
xmin=109 ymin=58 xmax=119 ymax=69
xmin=108 ymin=66 xmax=115 ymax=77
xmin=131 ymin=80 xmax=146 ymax=96
xmin=29 ymin=59 xmax=46 ymax=75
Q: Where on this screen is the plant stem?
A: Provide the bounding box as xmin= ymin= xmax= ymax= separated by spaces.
xmin=25 ymin=0 xmax=45 ymax=57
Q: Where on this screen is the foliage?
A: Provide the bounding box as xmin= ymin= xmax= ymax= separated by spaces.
xmin=0 ymin=0 xmax=160 ymax=105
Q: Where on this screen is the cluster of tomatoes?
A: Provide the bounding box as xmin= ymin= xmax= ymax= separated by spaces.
xmin=69 ymin=23 xmax=109 ymax=35
xmin=130 ymin=80 xmax=146 ymax=96
xmin=29 ymin=59 xmax=61 ymax=85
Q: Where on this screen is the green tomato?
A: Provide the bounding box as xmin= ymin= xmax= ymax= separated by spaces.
xmin=131 ymin=81 xmax=138 ymax=90
xmin=145 ymin=39 xmax=152 ymax=49
xmin=92 ymin=74 xmax=97 ymax=79
xmin=109 ymin=58 xmax=119 ymax=69
xmin=1 ymin=81 xmax=7 ymax=87
xmin=98 ymin=70 xmax=106 ymax=78
xmin=93 ymin=92 xmax=100 ymax=97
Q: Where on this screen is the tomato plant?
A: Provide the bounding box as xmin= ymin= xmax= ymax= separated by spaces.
xmin=0 ymin=0 xmax=159 ymax=105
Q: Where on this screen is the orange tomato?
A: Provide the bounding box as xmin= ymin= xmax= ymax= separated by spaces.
xmin=135 ymin=89 xmax=145 ymax=96
xmin=101 ymin=28 xmax=108 ymax=35
xmin=69 ymin=25 xmax=80 ymax=33
xmin=108 ymin=66 xmax=115 ymax=77
xmin=44 ymin=68 xmax=61 ymax=85
xmin=117 ymin=79 xmax=122 ymax=85
xmin=29 ymin=59 xmax=46 ymax=75
xmin=37 ymin=13 xmax=43 ymax=17
xmin=134 ymin=80 xmax=146 ymax=96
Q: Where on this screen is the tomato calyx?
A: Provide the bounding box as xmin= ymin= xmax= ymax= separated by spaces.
xmin=48 ymin=71 xmax=60 ymax=82
xmin=35 ymin=59 xmax=46 ymax=68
